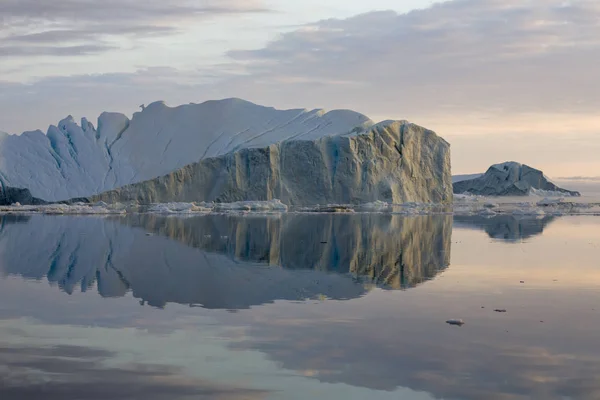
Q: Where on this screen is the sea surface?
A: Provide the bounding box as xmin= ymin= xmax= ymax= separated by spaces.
xmin=0 ymin=213 xmax=599 ymax=400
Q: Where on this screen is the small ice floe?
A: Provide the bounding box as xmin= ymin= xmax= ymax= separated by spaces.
xmin=479 ymin=208 xmax=497 ymax=217
xmin=512 ymin=208 xmax=545 ymax=216
xmin=446 ymin=319 xmax=465 ymax=327
xmin=358 ymin=200 xmax=390 ymax=211
xmin=483 ymin=202 xmax=499 ymax=209
xmin=0 ymin=202 xmax=127 ymax=215
xmin=453 ymin=193 xmax=482 ymax=203
xmin=213 ymin=200 xmax=288 ymax=213
xmin=298 ymin=204 xmax=355 ymax=213
xmin=536 ymin=197 xmax=565 ymax=207
xmin=147 ymin=202 xmax=212 ymax=214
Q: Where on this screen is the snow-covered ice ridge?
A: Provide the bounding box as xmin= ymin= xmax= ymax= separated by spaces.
xmin=0 ymin=99 xmax=374 ymax=202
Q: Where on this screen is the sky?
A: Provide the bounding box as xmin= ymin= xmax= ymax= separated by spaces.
xmin=0 ymin=0 xmax=599 ymax=177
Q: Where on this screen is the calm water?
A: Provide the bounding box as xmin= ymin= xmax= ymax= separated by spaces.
xmin=0 ymin=213 xmax=599 ymax=400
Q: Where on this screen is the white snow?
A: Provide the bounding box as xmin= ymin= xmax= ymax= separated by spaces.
xmin=0 ymin=98 xmax=374 ymax=202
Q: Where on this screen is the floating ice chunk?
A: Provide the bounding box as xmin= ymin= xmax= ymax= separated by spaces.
xmin=213 ymin=200 xmax=288 ymax=212
xmin=0 ymin=203 xmax=126 ymax=214
xmin=536 ymin=198 xmax=565 ymax=207
xmin=147 ymin=202 xmax=211 ymax=214
xmin=531 ymin=188 xmax=578 ymax=197
xmin=483 ymin=202 xmax=499 ymax=209
xmin=358 ymin=201 xmax=390 ymax=211
xmin=453 ymin=193 xmax=481 ymax=202
xmin=479 ymin=208 xmax=497 ymax=216
xmin=446 ymin=319 xmax=465 ymax=326
xmin=512 ymin=208 xmax=545 ymax=216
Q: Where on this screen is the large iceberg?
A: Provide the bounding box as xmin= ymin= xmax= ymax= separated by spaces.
xmin=0 ymin=99 xmax=452 ymax=205
xmin=91 ymin=120 xmax=452 ymax=205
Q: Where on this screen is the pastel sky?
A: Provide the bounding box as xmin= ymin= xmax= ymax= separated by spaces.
xmin=1 ymin=0 xmax=598 ymax=177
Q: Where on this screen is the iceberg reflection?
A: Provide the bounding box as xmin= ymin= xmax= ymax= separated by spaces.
xmin=0 ymin=214 xmax=451 ymax=309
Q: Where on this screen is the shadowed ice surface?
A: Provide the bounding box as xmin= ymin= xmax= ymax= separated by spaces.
xmin=0 ymin=214 xmax=599 ymax=400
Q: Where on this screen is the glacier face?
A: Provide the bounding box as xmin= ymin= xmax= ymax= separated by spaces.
xmin=92 ymin=121 xmax=452 ymax=205
xmin=0 ymin=98 xmax=451 ymax=204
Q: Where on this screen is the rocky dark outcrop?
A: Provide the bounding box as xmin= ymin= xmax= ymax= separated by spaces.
xmin=0 ymin=186 xmax=46 ymax=206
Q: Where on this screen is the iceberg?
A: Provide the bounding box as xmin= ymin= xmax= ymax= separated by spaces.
xmin=453 ymin=162 xmax=581 ymax=197
xmin=0 ymin=99 xmax=452 ymax=206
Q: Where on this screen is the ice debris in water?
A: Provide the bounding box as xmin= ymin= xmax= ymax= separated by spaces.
xmin=446 ymin=319 xmax=465 ymax=326
xmin=483 ymin=202 xmax=499 ymax=209
xmin=536 ymin=197 xmax=565 ymax=207
xmin=213 ymin=200 xmax=288 ymax=212
xmin=358 ymin=201 xmax=391 ymax=211
xmin=298 ymin=204 xmax=356 ymax=213
xmin=512 ymin=208 xmax=545 ymax=216
xmin=479 ymin=208 xmax=497 ymax=217
xmin=147 ymin=202 xmax=212 ymax=214
xmin=0 ymin=200 xmax=288 ymax=214
xmin=0 ymin=202 xmax=127 ymax=215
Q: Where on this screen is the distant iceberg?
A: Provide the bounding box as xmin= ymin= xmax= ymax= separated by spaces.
xmin=453 ymin=162 xmax=581 ymax=197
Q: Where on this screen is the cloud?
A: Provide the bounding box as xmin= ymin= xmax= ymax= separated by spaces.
xmin=0 ymin=344 xmax=269 ymax=400
xmin=226 ymin=0 xmax=600 ymax=116
xmin=0 ymin=0 xmax=268 ymax=58
xmin=555 ymin=176 xmax=600 ymax=182
xmin=0 ymin=0 xmax=599 ymax=175
xmin=227 ymin=310 xmax=600 ymax=399
xmin=3 ymin=0 xmax=600 ymax=120
xmin=1 ymin=44 xmax=117 ymax=57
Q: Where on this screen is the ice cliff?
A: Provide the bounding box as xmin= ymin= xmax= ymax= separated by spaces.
xmin=453 ymin=162 xmax=581 ymax=197
xmin=0 ymin=98 xmax=451 ymax=205
xmin=91 ymin=120 xmax=452 ymax=205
